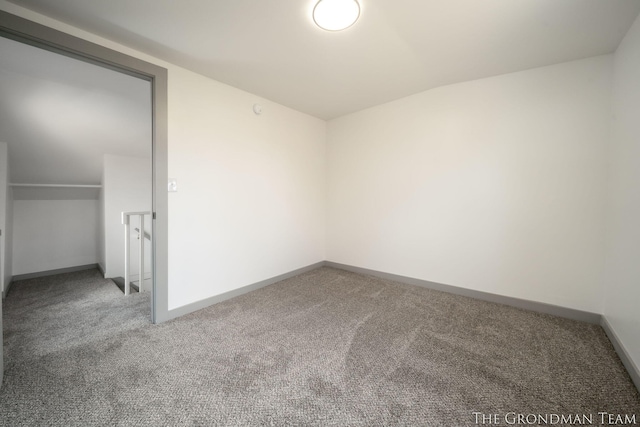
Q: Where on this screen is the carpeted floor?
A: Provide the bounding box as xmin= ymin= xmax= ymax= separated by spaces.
xmin=1 ymin=267 xmax=638 ymax=426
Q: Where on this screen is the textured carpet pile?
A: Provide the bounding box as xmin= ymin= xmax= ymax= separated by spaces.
xmin=1 ymin=267 xmax=638 ymax=426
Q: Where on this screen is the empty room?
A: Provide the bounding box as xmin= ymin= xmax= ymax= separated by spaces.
xmin=0 ymin=0 xmax=639 ymax=425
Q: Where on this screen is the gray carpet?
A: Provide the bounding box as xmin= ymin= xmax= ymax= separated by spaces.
xmin=1 ymin=267 xmax=638 ymax=426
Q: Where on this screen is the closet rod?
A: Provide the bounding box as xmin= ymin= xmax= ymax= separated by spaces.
xmin=9 ymin=183 xmax=102 ymax=188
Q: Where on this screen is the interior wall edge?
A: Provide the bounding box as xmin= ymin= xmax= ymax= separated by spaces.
xmin=601 ymin=316 xmax=640 ymax=393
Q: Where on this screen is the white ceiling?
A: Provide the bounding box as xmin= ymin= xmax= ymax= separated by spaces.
xmin=1 ymin=0 xmax=639 ymax=189
xmin=6 ymin=0 xmax=640 ymax=120
xmin=0 ymin=36 xmax=151 ymax=186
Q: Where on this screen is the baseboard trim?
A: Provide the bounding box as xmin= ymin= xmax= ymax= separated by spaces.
xmin=325 ymin=262 xmax=640 ymax=390
xmin=2 ymin=277 xmax=13 ymax=299
xmin=600 ymin=316 xmax=640 ymax=392
xmin=11 ymin=264 xmax=100 ymax=282
xmin=325 ymin=261 xmax=602 ymax=324
xmin=7 ymin=259 xmax=636 ymax=392
xmin=164 ymin=261 xmax=326 ymax=321
xmin=97 ymin=263 xmax=105 ymax=278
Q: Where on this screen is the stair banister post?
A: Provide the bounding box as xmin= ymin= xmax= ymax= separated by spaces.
xmin=139 ymin=214 xmax=145 ymax=293
xmin=122 ymin=212 xmax=130 ymax=296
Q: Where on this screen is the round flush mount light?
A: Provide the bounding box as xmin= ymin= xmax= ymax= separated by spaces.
xmin=313 ymin=0 xmax=360 ymax=31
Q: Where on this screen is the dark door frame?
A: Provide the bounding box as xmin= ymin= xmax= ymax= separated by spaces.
xmin=0 ymin=11 xmax=170 ymax=329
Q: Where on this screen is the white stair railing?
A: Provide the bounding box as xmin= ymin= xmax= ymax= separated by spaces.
xmin=121 ymin=211 xmax=151 ymax=296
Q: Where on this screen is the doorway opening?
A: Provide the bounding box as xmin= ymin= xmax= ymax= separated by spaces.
xmin=0 ymin=10 xmax=169 ymax=326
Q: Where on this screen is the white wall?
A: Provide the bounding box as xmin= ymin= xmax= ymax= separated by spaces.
xmin=327 ymin=56 xmax=612 ymax=313
xmin=604 ymin=13 xmax=640 ymax=373
xmin=0 ymin=2 xmax=327 ymax=310
xmin=1 ymin=0 xmax=636 ymax=385
xmin=102 ymin=154 xmax=151 ymax=279
xmin=167 ymin=70 xmax=326 ymax=309
xmin=12 ymin=199 xmax=99 ymax=275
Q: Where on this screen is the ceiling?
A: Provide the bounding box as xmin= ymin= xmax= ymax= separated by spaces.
xmin=0 ymin=36 xmax=151 ymax=188
xmin=0 ymin=0 xmax=639 ymax=190
xmin=6 ymin=0 xmax=640 ymax=120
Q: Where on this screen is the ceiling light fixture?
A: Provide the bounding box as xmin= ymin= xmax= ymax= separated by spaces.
xmin=313 ymin=0 xmax=360 ymax=31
